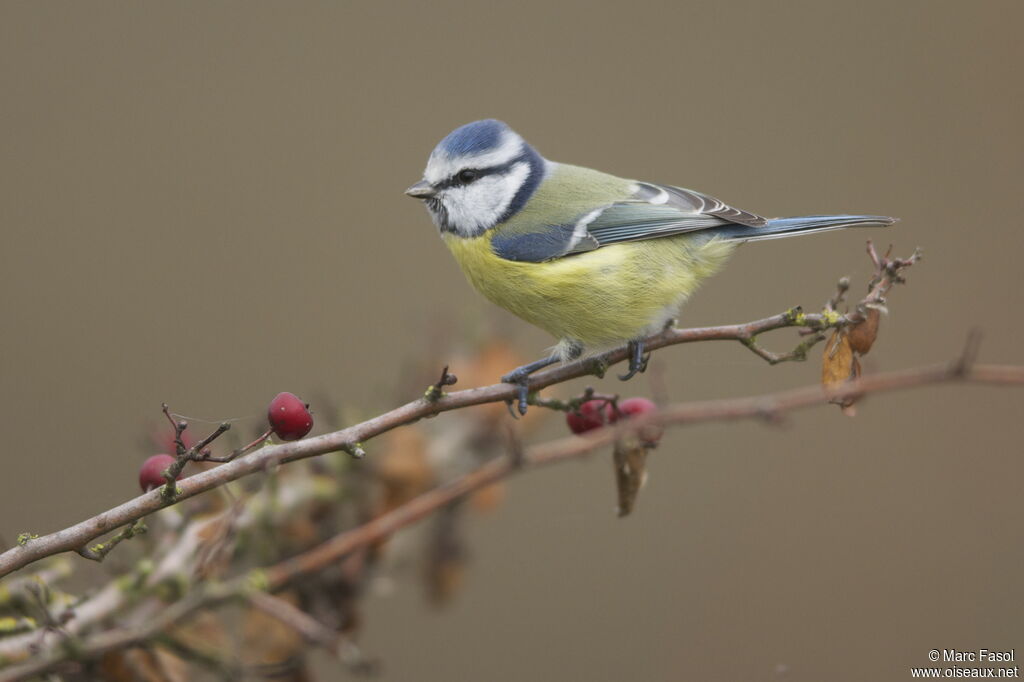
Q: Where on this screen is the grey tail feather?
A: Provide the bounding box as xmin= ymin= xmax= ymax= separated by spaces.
xmin=711 ymin=214 xmax=897 ymax=243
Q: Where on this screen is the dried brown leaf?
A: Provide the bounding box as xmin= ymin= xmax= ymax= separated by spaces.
xmin=376 ymin=428 xmax=434 ymax=514
xmin=822 ymin=330 xmax=855 ymax=388
xmin=168 ymin=609 xmax=230 ymax=656
xmin=822 ymin=330 xmax=862 ymax=414
xmin=847 ymin=307 xmax=881 ymax=354
xmin=97 ymin=647 xmax=189 ymax=682
xmin=613 ymin=439 xmax=648 ymax=517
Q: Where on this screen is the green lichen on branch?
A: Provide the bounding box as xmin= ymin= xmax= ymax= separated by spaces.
xmin=821 ymin=308 xmax=842 ymax=326
xmin=15 ymin=533 xmax=38 ymax=547
xmin=160 ymin=482 xmax=184 ymax=503
xmin=785 ymin=305 xmax=806 ymax=326
xmin=0 ymin=616 xmax=37 ymax=637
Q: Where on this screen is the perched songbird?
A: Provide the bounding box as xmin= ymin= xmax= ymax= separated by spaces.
xmin=406 ymin=119 xmax=895 ymax=413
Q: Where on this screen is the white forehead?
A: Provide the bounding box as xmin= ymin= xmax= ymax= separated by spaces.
xmin=423 ymin=129 xmax=524 ymax=184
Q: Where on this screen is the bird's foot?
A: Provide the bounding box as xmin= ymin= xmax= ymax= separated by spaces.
xmin=501 ymin=368 xmax=532 ymax=418
xmin=501 ymin=356 xmax=558 ymax=416
xmin=618 ymin=339 xmax=650 ymax=381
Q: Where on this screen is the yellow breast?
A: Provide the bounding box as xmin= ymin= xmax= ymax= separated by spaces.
xmin=442 ymin=233 xmax=736 ymax=350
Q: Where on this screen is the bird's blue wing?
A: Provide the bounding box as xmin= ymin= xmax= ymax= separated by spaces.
xmin=577 ymin=182 xmax=766 ymax=252
xmin=632 ymin=182 xmax=766 ymax=228
xmin=490 ymin=222 xmax=592 ymax=263
xmin=490 ymin=182 xmax=766 ymax=263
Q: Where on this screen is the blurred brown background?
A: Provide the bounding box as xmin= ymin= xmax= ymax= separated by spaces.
xmin=2 ymin=1 xmax=1022 ymax=680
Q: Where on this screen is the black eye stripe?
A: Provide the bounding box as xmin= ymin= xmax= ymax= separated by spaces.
xmin=435 ymin=156 xmax=525 ymax=190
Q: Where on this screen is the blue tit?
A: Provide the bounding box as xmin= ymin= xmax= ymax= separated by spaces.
xmin=406 ymin=119 xmax=895 ymax=413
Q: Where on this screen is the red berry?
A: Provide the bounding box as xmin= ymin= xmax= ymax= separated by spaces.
xmin=139 ymin=454 xmax=178 ymax=492
xmin=612 ymin=397 xmax=663 ymax=446
xmin=614 ymin=397 xmax=658 ymax=419
xmin=268 ymin=392 xmax=313 ymax=441
xmin=566 ymin=399 xmax=614 ymax=435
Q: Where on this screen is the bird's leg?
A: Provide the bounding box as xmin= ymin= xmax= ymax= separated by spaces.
xmin=618 ymin=339 xmax=650 ymax=381
xmin=501 ymin=356 xmax=559 ymax=416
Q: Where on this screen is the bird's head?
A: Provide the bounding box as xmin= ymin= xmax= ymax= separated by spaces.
xmin=406 ymin=119 xmax=547 ymax=237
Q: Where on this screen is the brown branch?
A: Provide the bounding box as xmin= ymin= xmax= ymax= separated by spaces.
xmin=0 ymin=309 xmax=842 ymax=580
xmin=0 ymin=245 xmax=922 ymax=579
xmin=261 ymin=360 xmax=1022 ymax=589
xmin=739 ymin=331 xmax=827 ymax=364
xmin=248 ymin=592 xmax=339 ymax=650
xmin=6 ymin=359 xmax=1023 ymax=679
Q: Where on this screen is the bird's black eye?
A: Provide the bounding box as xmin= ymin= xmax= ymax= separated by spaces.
xmin=457 ymin=169 xmax=479 ymax=184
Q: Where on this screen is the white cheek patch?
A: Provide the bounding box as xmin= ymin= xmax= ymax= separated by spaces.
xmin=441 ymin=162 xmax=530 ymax=237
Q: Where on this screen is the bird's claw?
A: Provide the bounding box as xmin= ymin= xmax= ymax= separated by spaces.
xmin=618 ymin=340 xmax=650 ymax=381
xmin=501 ymin=369 xmax=531 ymax=417
xmin=618 ymin=364 xmax=644 ymax=381
xmin=504 ymin=380 xmax=530 ymax=417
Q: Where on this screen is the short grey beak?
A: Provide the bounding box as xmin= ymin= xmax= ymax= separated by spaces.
xmin=405 ymin=181 xmax=436 ymax=199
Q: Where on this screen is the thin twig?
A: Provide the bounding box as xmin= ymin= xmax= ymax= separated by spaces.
xmin=161 ymin=404 xmax=189 ymax=457
xmin=424 ymin=365 xmax=458 ymax=403
xmin=198 ymin=428 xmax=272 ymax=463
xmin=75 ymin=519 xmax=147 ymax=563
xmin=191 ymin=423 xmax=231 ymax=456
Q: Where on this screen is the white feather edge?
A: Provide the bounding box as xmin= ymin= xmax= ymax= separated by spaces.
xmin=567 ymin=207 xmax=606 ymax=250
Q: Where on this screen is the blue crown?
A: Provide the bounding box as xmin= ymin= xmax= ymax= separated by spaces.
xmin=437 ymin=119 xmax=511 ymax=156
